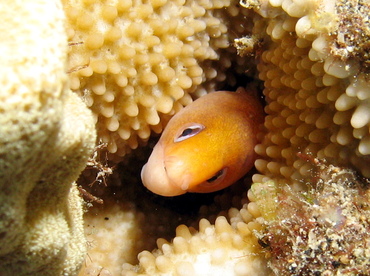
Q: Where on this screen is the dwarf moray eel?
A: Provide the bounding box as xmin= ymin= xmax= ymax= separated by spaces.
xmin=141 ymin=87 xmax=264 ymax=196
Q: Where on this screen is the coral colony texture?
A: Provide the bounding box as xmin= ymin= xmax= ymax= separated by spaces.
xmin=248 ymin=0 xmax=370 ymax=186
xmin=2 ymin=0 xmax=370 ymax=275
xmin=63 ymin=0 xmax=253 ymax=159
xmin=251 ymin=161 xmax=370 ymax=275
xmin=0 ymin=0 xmax=96 ymax=275
xmin=69 ymin=0 xmax=370 ymax=275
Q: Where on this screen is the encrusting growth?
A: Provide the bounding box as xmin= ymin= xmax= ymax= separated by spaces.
xmin=251 ymin=160 xmax=370 ymax=275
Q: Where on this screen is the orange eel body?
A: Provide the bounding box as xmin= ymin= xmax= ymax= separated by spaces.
xmin=141 ymin=87 xmax=264 ymax=196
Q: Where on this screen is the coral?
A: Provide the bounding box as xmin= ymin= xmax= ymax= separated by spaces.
xmin=77 ymin=0 xmax=370 ymax=275
xmin=80 ymin=201 xmax=146 ymax=276
xmin=251 ymin=161 xmax=370 ymax=275
xmin=63 ymin=0 xmax=252 ymax=158
xmin=122 ymin=216 xmax=270 ymax=276
xmin=0 ymin=0 xmax=96 ymax=275
xmin=247 ymin=0 xmax=370 ymax=184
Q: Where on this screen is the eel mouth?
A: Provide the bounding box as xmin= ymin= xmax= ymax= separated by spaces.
xmin=141 ymin=142 xmax=187 ymax=197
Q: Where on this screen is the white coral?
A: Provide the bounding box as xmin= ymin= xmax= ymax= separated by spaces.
xmin=122 ymin=216 xmax=270 ymax=276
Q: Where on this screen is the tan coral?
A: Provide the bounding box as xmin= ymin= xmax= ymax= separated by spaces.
xmin=0 ymin=0 xmax=96 ymax=275
xmin=122 ymin=216 xmax=270 ymax=276
xmin=246 ymin=0 xmax=370 ymax=184
xmin=79 ymin=0 xmax=370 ymax=275
xmin=63 ymin=0 xmax=252 ymax=159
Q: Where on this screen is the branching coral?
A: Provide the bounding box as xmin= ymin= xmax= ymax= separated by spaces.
xmin=63 ymin=0 xmax=253 ymax=159
xmin=0 ymin=0 xmax=96 ymax=275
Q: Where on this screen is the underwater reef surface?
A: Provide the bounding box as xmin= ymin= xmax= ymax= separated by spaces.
xmin=77 ymin=0 xmax=370 ymax=275
xmin=0 ymin=0 xmax=369 ymax=275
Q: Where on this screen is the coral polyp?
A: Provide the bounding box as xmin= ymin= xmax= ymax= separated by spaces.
xmin=63 ymin=0 xmax=252 ymax=159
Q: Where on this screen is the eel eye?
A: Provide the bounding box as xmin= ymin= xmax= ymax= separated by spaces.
xmin=174 ymin=123 xmax=205 ymax=142
xmin=207 ymin=168 xmax=226 ymax=183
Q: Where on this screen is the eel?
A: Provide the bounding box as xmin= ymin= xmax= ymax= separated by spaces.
xmin=141 ymin=87 xmax=264 ymax=196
